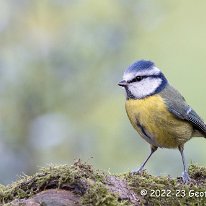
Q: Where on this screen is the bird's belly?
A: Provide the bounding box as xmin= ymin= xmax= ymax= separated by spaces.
xmin=125 ymin=95 xmax=193 ymax=148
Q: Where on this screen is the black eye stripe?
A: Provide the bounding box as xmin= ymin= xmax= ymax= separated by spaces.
xmin=128 ymin=76 xmax=146 ymax=83
xmin=128 ymin=74 xmax=161 ymax=83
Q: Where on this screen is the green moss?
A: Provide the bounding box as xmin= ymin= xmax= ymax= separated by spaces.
xmin=189 ymin=164 xmax=206 ymax=183
xmin=0 ymin=184 xmax=6 ymax=201
xmin=81 ymin=182 xmax=129 ymax=206
xmin=124 ymin=165 xmax=206 ymax=205
xmin=1 ymin=162 xmax=206 ymax=205
xmin=0 ymin=160 xmax=106 ymax=204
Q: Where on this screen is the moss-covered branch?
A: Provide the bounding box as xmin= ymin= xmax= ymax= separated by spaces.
xmin=1 ymin=160 xmax=206 ymax=205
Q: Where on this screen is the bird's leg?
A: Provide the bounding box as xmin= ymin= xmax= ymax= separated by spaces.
xmin=178 ymin=145 xmax=190 ymax=183
xmin=132 ymin=145 xmax=158 ymax=174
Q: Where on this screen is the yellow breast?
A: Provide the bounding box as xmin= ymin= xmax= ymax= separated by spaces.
xmin=125 ymin=95 xmax=193 ymax=148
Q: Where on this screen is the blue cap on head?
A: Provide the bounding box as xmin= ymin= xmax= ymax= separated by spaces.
xmin=126 ymin=60 xmax=154 ymax=73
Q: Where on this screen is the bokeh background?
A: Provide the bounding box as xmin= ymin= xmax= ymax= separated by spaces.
xmin=1 ymin=0 xmax=206 ymax=184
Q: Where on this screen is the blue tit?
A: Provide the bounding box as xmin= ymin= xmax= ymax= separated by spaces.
xmin=118 ymin=60 xmax=206 ymax=183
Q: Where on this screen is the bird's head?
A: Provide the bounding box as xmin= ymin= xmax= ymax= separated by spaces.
xmin=118 ymin=60 xmax=168 ymax=99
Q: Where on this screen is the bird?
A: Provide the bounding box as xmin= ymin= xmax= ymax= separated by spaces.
xmin=118 ymin=59 xmax=206 ymax=183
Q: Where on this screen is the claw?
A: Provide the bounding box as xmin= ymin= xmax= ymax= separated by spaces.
xmin=131 ymin=167 xmax=144 ymax=175
xmin=182 ymin=171 xmax=191 ymax=183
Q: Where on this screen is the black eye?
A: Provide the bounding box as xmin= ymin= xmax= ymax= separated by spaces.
xmin=128 ymin=76 xmax=145 ymax=83
xmin=129 ymin=76 xmax=144 ymax=83
xmin=134 ymin=76 xmax=143 ymax=82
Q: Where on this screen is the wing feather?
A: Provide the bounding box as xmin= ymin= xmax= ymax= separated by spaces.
xmin=160 ymin=85 xmax=206 ymax=135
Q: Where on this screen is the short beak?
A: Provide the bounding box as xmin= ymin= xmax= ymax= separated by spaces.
xmin=118 ymin=80 xmax=128 ymax=87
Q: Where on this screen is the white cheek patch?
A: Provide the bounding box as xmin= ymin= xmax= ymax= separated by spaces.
xmin=123 ymin=66 xmax=161 ymax=82
xmin=128 ymin=77 xmax=162 ymax=99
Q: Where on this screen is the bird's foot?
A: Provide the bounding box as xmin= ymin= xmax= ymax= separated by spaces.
xmin=131 ymin=167 xmax=144 ymax=175
xmin=182 ymin=171 xmax=191 ymax=183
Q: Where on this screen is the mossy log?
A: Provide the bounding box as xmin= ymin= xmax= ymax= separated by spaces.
xmin=1 ymin=160 xmax=206 ymax=206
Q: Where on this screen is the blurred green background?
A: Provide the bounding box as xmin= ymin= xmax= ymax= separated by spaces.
xmin=1 ymin=0 xmax=206 ymax=184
